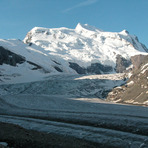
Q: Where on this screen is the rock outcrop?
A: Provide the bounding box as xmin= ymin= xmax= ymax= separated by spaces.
xmin=131 ymin=54 xmax=146 ymax=70
xmin=0 ymin=46 xmax=25 ymax=66
xmin=115 ymin=55 xmax=131 ymax=73
xmin=69 ymin=62 xmax=113 ymax=74
xmin=107 ymin=55 xmax=148 ymax=106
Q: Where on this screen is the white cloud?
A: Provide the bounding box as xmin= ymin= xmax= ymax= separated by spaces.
xmin=63 ymin=0 xmax=98 ymax=13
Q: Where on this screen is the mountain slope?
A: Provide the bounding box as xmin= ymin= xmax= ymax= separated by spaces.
xmin=107 ymin=55 xmax=148 ymax=106
xmin=0 ymin=39 xmax=65 ymax=84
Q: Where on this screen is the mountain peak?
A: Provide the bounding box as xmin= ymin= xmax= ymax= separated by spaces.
xmin=30 ymin=27 xmax=49 ymax=34
xmin=120 ymin=29 xmax=129 ymax=35
xmin=75 ymin=23 xmax=102 ymax=33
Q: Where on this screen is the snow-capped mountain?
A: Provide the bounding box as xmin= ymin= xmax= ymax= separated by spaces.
xmin=24 ymin=23 xmax=147 ymax=73
xmin=0 ymin=23 xmax=148 ymax=84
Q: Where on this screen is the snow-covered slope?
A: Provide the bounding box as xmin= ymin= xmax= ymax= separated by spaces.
xmin=0 ymin=39 xmax=74 ymax=84
xmin=0 ymin=39 xmax=67 ymax=73
xmin=24 ymin=23 xmax=147 ymax=70
xmin=0 ymin=24 xmax=148 ymax=84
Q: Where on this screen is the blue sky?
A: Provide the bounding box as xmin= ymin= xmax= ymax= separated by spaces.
xmin=0 ymin=0 xmax=148 ymax=47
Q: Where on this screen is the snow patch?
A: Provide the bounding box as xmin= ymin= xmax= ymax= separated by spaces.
xmin=141 ymin=63 xmax=148 ymax=70
xmin=141 ymin=67 xmax=148 ymax=74
xmin=0 ymin=142 xmax=8 ymax=147
xmin=127 ymin=81 xmax=134 ymax=86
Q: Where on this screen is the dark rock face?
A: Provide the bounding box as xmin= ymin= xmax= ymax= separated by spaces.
xmin=87 ymin=63 xmax=113 ymax=74
xmin=0 ymin=46 xmax=45 ymax=72
xmin=69 ymin=62 xmax=86 ymax=74
xmin=54 ymin=66 xmax=63 ymax=72
xmin=115 ymin=55 xmax=131 ymax=73
xmin=27 ymin=61 xmax=42 ymax=70
xmin=52 ymin=60 xmax=61 ymax=65
xmin=0 ymin=46 xmax=25 ymax=66
xmin=69 ymin=62 xmax=113 ymax=74
xmin=131 ymin=54 xmax=146 ymax=70
xmin=141 ymin=43 xmax=148 ymax=52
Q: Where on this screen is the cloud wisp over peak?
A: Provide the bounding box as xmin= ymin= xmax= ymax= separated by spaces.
xmin=63 ymin=0 xmax=98 ymax=13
